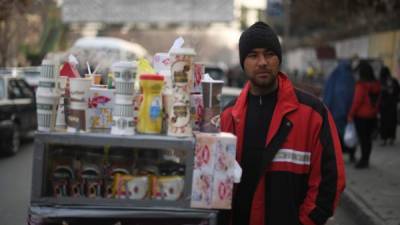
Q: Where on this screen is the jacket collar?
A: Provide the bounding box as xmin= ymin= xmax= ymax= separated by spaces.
xmin=231 ymin=72 xmax=299 ymax=145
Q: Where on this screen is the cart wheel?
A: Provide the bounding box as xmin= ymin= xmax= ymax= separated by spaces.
xmin=5 ymin=123 xmax=20 ymax=156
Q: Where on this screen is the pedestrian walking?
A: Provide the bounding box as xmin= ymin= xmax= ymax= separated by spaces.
xmin=220 ymin=21 xmax=345 ymax=225
xmin=323 ymin=59 xmax=356 ymax=162
xmin=379 ymin=66 xmax=400 ymax=146
xmin=348 ymin=61 xmax=381 ymax=169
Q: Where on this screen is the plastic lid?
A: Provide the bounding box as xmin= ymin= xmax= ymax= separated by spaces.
xmin=201 ymin=73 xmax=224 ymax=83
xmin=140 ymin=74 xmax=164 ymax=81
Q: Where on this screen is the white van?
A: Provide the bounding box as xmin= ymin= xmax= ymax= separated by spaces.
xmin=71 ymin=37 xmax=149 ymax=61
xmin=68 ymin=37 xmax=150 ymax=75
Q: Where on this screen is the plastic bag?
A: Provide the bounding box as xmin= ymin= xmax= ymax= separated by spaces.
xmin=344 ymin=122 xmax=358 ymax=148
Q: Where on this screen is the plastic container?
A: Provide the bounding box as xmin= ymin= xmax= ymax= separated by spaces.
xmin=137 ymin=74 xmax=164 ymax=134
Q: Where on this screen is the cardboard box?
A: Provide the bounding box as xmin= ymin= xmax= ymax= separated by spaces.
xmin=191 ymin=132 xmax=237 ymax=209
xmin=88 ymin=87 xmax=115 ymax=130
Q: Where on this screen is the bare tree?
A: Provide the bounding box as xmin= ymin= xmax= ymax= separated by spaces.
xmin=0 ymin=0 xmax=32 ymax=67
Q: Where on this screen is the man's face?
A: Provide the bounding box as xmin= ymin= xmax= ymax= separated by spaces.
xmin=243 ymin=48 xmax=280 ymax=93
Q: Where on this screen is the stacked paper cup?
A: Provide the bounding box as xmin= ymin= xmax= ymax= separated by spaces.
xmin=67 ymin=77 xmax=92 ymax=132
xmin=111 ymin=61 xmax=137 ymax=135
xmin=167 ymin=48 xmax=196 ymax=137
xmin=36 ymin=60 xmax=60 ymax=132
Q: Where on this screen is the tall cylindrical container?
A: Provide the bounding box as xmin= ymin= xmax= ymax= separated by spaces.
xmin=167 ymin=48 xmax=196 ymax=137
xmin=36 ymin=60 xmax=59 ymax=132
xmin=111 ymin=61 xmax=137 ymax=135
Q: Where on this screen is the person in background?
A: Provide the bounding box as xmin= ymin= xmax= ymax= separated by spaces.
xmin=220 ymin=21 xmax=345 ymax=225
xmin=323 ymin=59 xmax=356 ymax=162
xmin=348 ymin=61 xmax=381 ymax=169
xmin=379 ymin=66 xmax=400 ymax=146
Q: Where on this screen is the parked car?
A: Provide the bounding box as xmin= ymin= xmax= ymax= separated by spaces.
xmin=0 ymin=67 xmax=41 ymax=90
xmin=205 ymin=63 xmax=228 ymax=81
xmin=0 ymin=74 xmax=37 ymax=155
xmin=18 ymin=67 xmax=41 ymax=89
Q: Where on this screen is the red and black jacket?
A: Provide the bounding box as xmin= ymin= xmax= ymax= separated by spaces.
xmin=348 ymin=81 xmax=381 ymax=120
xmin=220 ymin=73 xmax=345 ymax=225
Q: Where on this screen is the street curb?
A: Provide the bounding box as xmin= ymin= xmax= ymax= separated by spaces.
xmin=341 ymin=188 xmax=386 ymax=225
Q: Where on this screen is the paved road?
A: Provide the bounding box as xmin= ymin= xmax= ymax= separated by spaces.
xmin=0 ymin=141 xmax=33 ymax=225
xmin=0 ymin=141 xmax=360 ymax=225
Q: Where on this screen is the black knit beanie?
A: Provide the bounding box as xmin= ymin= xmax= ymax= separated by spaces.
xmin=239 ymin=21 xmax=282 ymax=68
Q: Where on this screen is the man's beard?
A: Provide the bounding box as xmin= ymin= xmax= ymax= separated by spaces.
xmin=249 ymin=74 xmax=278 ymax=91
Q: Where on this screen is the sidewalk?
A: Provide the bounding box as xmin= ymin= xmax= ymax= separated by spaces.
xmin=340 ymin=131 xmax=400 ymax=225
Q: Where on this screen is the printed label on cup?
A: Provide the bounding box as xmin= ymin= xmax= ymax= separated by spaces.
xmin=113 ymin=104 xmax=134 ymax=117
xmin=115 ymin=81 xmax=134 ymax=95
xmin=111 ymin=116 xmax=135 ymax=135
xmin=67 ymin=108 xmax=86 ymax=132
xmin=70 ymin=78 xmax=91 ymax=102
xmin=168 ymin=101 xmax=192 ymax=136
xmin=172 ymin=61 xmax=190 ymax=83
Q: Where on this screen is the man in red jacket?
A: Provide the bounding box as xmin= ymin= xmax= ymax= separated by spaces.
xmin=220 ymin=21 xmax=345 ymax=225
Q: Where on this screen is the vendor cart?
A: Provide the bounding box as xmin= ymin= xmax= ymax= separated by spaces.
xmin=28 ymin=131 xmax=218 ymax=225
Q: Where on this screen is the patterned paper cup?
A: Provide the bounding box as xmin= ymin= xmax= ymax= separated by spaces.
xmin=69 ymin=78 xmax=91 ymax=102
xmin=36 ymin=93 xmax=58 ymax=132
xmin=67 ymin=101 xmax=89 ymax=132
